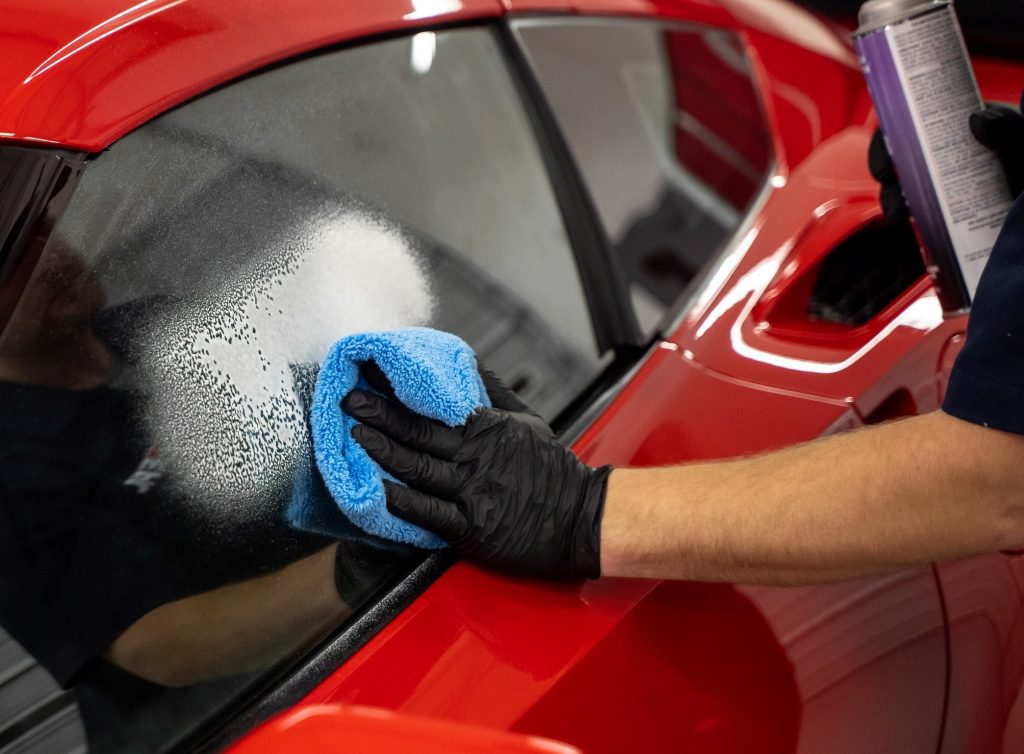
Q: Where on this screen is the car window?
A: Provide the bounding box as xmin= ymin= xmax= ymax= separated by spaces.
xmin=513 ymin=19 xmax=774 ymax=336
xmin=0 ymin=27 xmax=605 ymax=753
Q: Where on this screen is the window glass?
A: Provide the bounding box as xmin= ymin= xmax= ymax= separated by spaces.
xmin=0 ymin=28 xmax=603 ymax=752
xmin=513 ymin=19 xmax=774 ymax=335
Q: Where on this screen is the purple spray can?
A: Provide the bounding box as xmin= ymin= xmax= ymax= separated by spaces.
xmin=854 ymin=0 xmax=1014 ymax=314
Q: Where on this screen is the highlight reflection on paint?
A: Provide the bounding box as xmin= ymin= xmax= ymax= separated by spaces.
xmin=728 ymin=294 xmax=942 ymax=374
xmin=25 ymin=0 xmax=187 ymax=83
xmin=404 ymin=0 xmax=462 ymax=21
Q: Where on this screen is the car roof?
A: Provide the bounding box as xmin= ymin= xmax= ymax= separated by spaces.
xmin=0 ymin=0 xmax=509 ymax=151
xmin=0 ymin=0 xmax=857 ymax=152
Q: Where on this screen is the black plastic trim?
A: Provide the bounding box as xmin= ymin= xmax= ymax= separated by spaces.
xmin=0 ymin=146 xmax=85 ymax=335
xmin=496 ymin=21 xmax=645 ymax=354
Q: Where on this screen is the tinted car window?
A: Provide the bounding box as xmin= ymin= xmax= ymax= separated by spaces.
xmin=0 ymin=28 xmax=604 ymax=752
xmin=513 ymin=19 xmax=774 ymax=335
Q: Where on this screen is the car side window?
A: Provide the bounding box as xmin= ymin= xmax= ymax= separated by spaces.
xmin=0 ymin=28 xmax=605 ymax=752
xmin=513 ymin=19 xmax=775 ymax=336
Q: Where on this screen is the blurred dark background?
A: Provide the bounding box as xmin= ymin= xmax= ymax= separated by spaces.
xmin=796 ymin=0 xmax=1024 ymax=60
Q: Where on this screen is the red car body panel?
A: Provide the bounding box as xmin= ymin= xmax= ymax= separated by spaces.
xmin=3 ymin=1 xmax=1024 ymax=752
xmin=0 ymin=0 xmax=504 ymax=150
xmin=278 ymin=349 xmax=949 ymax=753
xmin=228 ymin=704 xmax=583 ymax=754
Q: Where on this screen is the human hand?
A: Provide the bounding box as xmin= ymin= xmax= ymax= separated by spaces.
xmin=968 ymin=101 xmax=1024 ymax=197
xmin=869 ymin=97 xmax=1024 ymax=221
xmin=343 ymin=362 xmax=611 ymax=579
xmin=358 ymin=357 xmax=553 ymax=439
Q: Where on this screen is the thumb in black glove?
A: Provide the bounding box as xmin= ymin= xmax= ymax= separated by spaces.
xmin=969 ymin=100 xmax=1024 ymax=198
xmin=342 ymin=362 xmax=610 ymax=580
xmin=869 ymin=98 xmax=1024 ymax=221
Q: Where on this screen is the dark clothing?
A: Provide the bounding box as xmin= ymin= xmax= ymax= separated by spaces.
xmin=0 ymin=380 xmax=247 ymax=751
xmin=0 ymin=383 xmax=191 ymax=685
xmin=943 ymin=189 xmax=1024 ymax=433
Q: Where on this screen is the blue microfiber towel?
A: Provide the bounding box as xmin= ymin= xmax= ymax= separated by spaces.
xmin=302 ymin=327 xmax=490 ymax=549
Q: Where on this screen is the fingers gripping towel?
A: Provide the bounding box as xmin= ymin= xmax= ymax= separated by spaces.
xmin=307 ymin=327 xmax=489 ymax=548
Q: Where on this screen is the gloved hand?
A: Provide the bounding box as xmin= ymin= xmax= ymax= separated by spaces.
xmin=358 ymin=358 xmax=552 ymax=437
xmin=869 ymin=99 xmax=1024 ymax=221
xmin=342 ymin=362 xmax=611 ymax=580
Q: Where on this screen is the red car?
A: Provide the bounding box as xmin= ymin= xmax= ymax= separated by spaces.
xmin=1 ymin=1 xmax=1022 ymax=752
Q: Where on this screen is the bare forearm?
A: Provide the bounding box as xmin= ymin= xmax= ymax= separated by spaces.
xmin=106 ymin=544 xmax=348 ymax=686
xmin=600 ymin=411 xmax=1024 ymax=584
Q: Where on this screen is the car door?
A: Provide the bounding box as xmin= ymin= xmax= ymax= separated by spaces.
xmin=0 ymin=14 xmax=949 ymax=754
xmin=506 ymin=15 xmax=950 ymax=753
xmin=205 ymin=15 xmax=951 ymax=753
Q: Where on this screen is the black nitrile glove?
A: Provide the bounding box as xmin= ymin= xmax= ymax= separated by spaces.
xmin=969 ymin=101 xmax=1024 ymax=198
xmin=342 ymin=362 xmax=611 ymax=580
xmin=870 ymin=98 xmax=1024 ymax=220
xmin=358 ymin=358 xmax=551 ymax=437
xmin=868 ymin=127 xmax=911 ymax=223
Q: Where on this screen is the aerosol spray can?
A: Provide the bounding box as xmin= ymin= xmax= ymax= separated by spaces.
xmin=854 ymin=0 xmax=1014 ymax=314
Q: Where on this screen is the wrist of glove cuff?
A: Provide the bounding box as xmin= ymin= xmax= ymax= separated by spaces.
xmin=562 ymin=464 xmax=612 ymax=580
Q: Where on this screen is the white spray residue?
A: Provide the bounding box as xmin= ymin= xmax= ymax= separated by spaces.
xmin=138 ymin=210 xmax=434 ymax=510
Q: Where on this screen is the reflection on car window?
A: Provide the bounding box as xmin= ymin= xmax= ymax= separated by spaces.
xmin=514 ymin=19 xmax=774 ymax=335
xmin=0 ymin=28 xmax=604 ymax=753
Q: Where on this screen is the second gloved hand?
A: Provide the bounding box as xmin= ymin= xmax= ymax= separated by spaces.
xmin=870 ymin=98 xmax=1024 ymax=221
xmin=343 ymin=379 xmax=611 ymax=580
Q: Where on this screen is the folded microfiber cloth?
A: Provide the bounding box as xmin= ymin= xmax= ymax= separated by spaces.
xmin=302 ymin=327 xmax=490 ymax=549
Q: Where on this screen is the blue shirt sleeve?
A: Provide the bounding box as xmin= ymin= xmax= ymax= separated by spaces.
xmin=943 ymin=190 xmax=1024 ymax=433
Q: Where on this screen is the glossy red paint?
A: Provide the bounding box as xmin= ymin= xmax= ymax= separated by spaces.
xmin=671 ymin=126 xmax=960 ymax=410
xmin=937 ymin=556 xmax=1024 ymax=754
xmin=0 ymin=0 xmax=503 ymax=150
xmin=5 ymin=0 xmax=1024 ymax=750
xmin=228 ymin=704 xmax=582 ymax=753
xmin=501 ymin=0 xmax=734 ymax=27
xmin=655 ymin=55 xmax=1020 ymax=437
xmin=282 ymin=346 xmax=948 ymax=753
xmin=211 ymin=2 xmax=1020 ymax=751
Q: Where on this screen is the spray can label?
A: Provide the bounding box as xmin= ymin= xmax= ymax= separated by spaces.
xmin=855 ymin=1 xmax=1013 ymax=313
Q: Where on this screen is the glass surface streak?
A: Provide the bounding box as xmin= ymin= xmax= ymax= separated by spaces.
xmin=0 ymin=29 xmax=603 ymax=753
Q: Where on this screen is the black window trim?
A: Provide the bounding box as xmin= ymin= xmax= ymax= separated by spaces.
xmin=495 ymin=19 xmax=645 ymax=356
